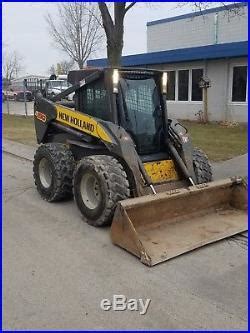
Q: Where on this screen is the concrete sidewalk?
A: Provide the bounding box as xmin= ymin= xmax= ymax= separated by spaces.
xmin=2 ymin=101 xmax=34 ymax=116
xmin=3 ymin=139 xmax=36 ymax=161
xmin=3 ymin=139 xmax=247 ymax=180
xmin=213 ymin=154 xmax=248 ymax=180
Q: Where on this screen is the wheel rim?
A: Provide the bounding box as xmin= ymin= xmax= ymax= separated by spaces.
xmin=80 ymin=172 xmax=101 ymax=210
xmin=39 ymin=158 xmax=52 ymax=188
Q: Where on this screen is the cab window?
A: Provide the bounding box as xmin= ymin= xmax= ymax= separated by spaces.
xmin=81 ymin=79 xmax=109 ymax=121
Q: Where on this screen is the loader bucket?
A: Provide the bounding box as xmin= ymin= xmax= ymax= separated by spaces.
xmin=111 ymin=178 xmax=247 ymax=266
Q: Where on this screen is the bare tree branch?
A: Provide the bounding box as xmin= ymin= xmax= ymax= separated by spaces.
xmin=177 ymin=2 xmax=246 ymax=19
xmin=125 ymin=2 xmax=136 ymax=13
xmin=45 ymin=2 xmax=104 ymax=69
xmin=2 ymin=50 xmax=23 ymax=82
xmin=49 ymin=64 xmax=56 ymax=75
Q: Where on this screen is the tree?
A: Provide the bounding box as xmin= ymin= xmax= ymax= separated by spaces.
xmin=3 ymin=50 xmax=23 ymax=82
xmin=56 ymin=63 xmax=62 ymax=75
xmin=46 ymin=2 xmax=103 ymax=69
xmin=58 ymin=59 xmax=75 ymax=74
xmin=98 ymin=2 xmax=244 ymax=67
xmin=48 ymin=59 xmax=75 ymax=76
xmin=98 ymin=2 xmax=136 ymax=67
xmin=49 ymin=64 xmax=56 ymax=75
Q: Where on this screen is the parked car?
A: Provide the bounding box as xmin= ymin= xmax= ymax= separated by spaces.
xmin=15 ymin=90 xmax=33 ymax=102
xmin=2 ymin=89 xmax=17 ymax=101
xmin=44 ymin=80 xmax=74 ymax=101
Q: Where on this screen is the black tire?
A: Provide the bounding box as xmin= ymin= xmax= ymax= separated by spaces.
xmin=193 ymin=147 xmax=213 ymax=184
xmin=33 ymin=143 xmax=75 ymax=202
xmin=73 ymin=155 xmax=130 ymax=227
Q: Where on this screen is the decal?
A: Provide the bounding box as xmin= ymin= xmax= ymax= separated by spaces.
xmin=35 ymin=111 xmax=46 ymax=123
xmin=55 ymin=105 xmax=112 ymax=143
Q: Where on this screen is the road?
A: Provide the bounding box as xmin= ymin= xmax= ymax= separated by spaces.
xmin=3 ymin=152 xmax=247 ymax=330
xmin=213 ymin=154 xmax=248 ymax=180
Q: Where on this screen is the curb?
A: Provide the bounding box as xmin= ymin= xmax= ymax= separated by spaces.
xmin=3 ymin=139 xmax=247 ymax=179
xmin=3 ymin=139 xmax=36 ymax=162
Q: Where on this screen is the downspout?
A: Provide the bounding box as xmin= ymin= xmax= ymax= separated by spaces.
xmin=214 ymin=13 xmax=218 ymax=44
xmin=225 ymin=59 xmax=230 ymax=122
xmin=203 ymin=60 xmax=208 ymax=123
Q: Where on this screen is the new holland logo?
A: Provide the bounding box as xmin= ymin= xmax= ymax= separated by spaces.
xmin=35 ymin=111 xmax=46 ymax=123
xmin=57 ymin=111 xmax=95 ymax=132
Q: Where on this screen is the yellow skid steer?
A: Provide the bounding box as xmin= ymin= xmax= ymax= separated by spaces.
xmin=33 ymin=68 xmax=247 ymax=266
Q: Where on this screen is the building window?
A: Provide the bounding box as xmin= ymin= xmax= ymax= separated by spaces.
xmin=166 ymin=71 xmax=175 ymax=100
xmin=191 ymin=69 xmax=203 ymax=101
xmin=178 ymin=70 xmax=189 ymax=101
xmin=232 ymin=66 xmax=247 ymax=102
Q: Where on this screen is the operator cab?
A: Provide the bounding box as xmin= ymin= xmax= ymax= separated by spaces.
xmin=118 ymin=70 xmax=165 ymax=155
xmin=69 ymin=68 xmax=169 ymax=158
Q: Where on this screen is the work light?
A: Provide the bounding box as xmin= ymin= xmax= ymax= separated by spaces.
xmin=162 ymin=72 xmax=168 ymax=94
xmin=113 ymin=69 xmax=120 ymax=93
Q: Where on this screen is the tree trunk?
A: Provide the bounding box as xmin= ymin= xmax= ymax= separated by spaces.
xmin=77 ymin=59 xmax=84 ymax=69
xmin=98 ymin=2 xmax=128 ymax=67
xmin=107 ymin=42 xmax=123 ymax=67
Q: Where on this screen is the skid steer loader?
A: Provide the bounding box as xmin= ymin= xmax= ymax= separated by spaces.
xmin=33 ymin=67 xmax=247 ymax=266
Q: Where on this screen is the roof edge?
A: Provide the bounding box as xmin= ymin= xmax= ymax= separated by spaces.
xmin=147 ymin=2 xmax=247 ymax=27
xmin=87 ymin=41 xmax=248 ymax=67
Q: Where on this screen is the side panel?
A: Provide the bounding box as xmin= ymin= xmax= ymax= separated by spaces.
xmin=144 ymin=160 xmax=179 ymax=183
xmin=55 ymin=104 xmax=113 ymax=143
xmin=169 ymin=119 xmax=197 ymax=182
xmin=34 ymin=94 xmax=57 ymax=143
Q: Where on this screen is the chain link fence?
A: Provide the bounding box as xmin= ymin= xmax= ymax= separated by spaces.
xmin=3 ymin=94 xmax=33 ymax=117
xmin=3 ymin=78 xmax=46 ymax=117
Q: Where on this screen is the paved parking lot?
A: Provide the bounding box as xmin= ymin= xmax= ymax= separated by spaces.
xmin=3 ymin=141 xmax=247 ymax=330
xmin=2 ymin=101 xmax=34 ymax=116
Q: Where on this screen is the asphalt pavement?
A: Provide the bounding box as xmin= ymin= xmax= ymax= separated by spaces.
xmin=213 ymin=154 xmax=248 ymax=180
xmin=3 ymin=141 xmax=248 ymax=330
xmin=2 ymin=100 xmax=34 ymax=116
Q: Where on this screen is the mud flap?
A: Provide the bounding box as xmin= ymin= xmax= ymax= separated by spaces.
xmin=110 ymin=178 xmax=247 ymax=266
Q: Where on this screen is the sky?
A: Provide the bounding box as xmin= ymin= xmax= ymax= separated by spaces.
xmin=3 ymin=2 xmax=224 ymax=76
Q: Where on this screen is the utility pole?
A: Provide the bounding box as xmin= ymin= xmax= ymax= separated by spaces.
xmin=23 ymin=79 xmax=28 ymax=117
xmin=203 ymin=86 xmax=208 ymax=123
xmin=6 ymin=89 xmax=10 ymax=115
xmin=199 ymin=77 xmax=211 ymax=123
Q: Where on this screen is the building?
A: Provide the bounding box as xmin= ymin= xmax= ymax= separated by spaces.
xmin=88 ymin=2 xmax=248 ymax=123
xmin=11 ymin=74 xmax=48 ymax=92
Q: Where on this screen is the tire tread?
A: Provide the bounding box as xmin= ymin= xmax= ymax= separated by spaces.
xmin=33 ymin=143 xmax=75 ymax=202
xmin=193 ymin=147 xmax=213 ymax=184
xmin=73 ymin=155 xmax=130 ymax=227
